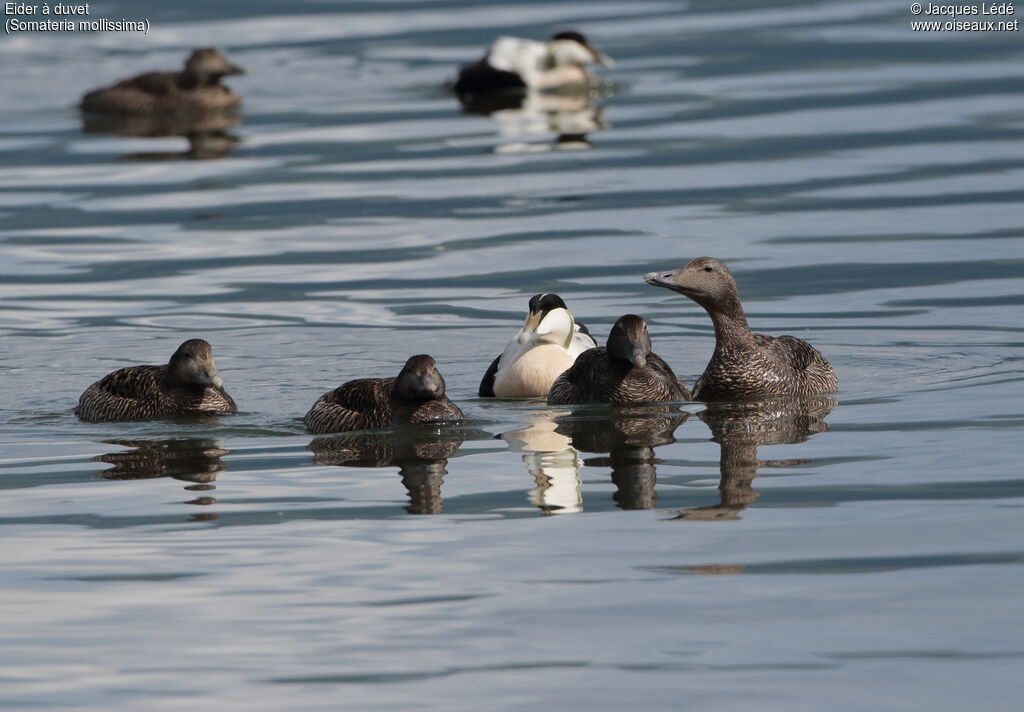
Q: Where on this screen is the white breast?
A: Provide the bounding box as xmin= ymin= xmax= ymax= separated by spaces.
xmin=493 ymin=342 xmax=575 ymax=398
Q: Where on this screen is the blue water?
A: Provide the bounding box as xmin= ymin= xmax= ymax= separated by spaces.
xmin=1 ymin=0 xmax=1023 ymax=709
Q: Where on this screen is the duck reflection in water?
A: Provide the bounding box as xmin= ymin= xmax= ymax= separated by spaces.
xmin=308 ymin=428 xmax=465 ymax=515
xmin=502 ymin=414 xmax=583 ymax=515
xmin=677 ymin=395 xmax=837 ymax=520
xmin=554 ymin=405 xmax=689 ymax=510
xmin=459 ymin=90 xmax=606 ymax=153
xmin=80 ymin=111 xmax=242 ymax=161
xmin=94 ymin=438 xmax=228 ymax=512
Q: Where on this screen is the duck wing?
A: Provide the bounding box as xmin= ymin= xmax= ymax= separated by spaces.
xmin=645 ymin=353 xmax=692 ymax=401
xmin=756 ymin=333 xmax=838 ymax=393
xmin=304 ymin=378 xmax=394 ymax=434
xmin=478 ymin=354 xmax=501 ymax=397
xmin=115 ymin=72 xmax=179 ymax=95
xmin=547 ymin=348 xmax=606 ymax=405
xmin=75 ymin=365 xmax=165 ymax=422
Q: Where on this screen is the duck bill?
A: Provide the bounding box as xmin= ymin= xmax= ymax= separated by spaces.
xmin=644 ymin=271 xmax=675 ymax=290
xmin=516 ymin=310 xmax=545 ymax=344
xmin=202 ymin=368 xmax=224 ymax=388
xmin=227 ymin=64 xmax=246 ymax=75
xmin=590 ymin=48 xmax=614 ymax=67
xmin=644 ymin=270 xmax=694 ymax=295
xmin=630 ymin=351 xmax=647 ymax=368
xmin=417 ymin=376 xmax=442 ymax=399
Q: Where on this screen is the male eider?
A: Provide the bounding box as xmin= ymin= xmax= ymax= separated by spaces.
xmin=479 ymin=293 xmax=596 ymax=398
xmin=454 ymin=31 xmax=613 ymax=97
xmin=75 ymin=339 xmax=236 ymax=422
xmin=645 ymin=257 xmax=838 ymax=400
xmin=304 ymin=355 xmax=464 ymax=434
xmin=80 ymin=48 xmax=245 ymax=115
xmin=548 ymin=314 xmax=691 ymax=405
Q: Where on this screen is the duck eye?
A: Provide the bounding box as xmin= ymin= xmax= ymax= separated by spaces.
xmin=702 ymin=266 xmax=713 ymax=272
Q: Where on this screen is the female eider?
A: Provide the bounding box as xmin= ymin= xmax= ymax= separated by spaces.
xmin=548 ymin=314 xmax=691 ymax=405
xmin=80 ymin=48 xmax=245 ymax=115
xmin=645 ymin=257 xmax=838 ymax=400
xmin=479 ymin=293 xmax=596 ymax=398
xmin=454 ymin=31 xmax=613 ymax=97
xmin=304 ymin=355 xmax=464 ymax=434
xmin=75 ymin=339 xmax=236 ymax=422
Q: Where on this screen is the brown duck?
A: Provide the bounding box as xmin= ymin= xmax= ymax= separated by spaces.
xmin=75 ymin=339 xmax=236 ymax=422
xmin=80 ymin=48 xmax=245 ymax=115
xmin=645 ymin=257 xmax=838 ymax=400
xmin=304 ymin=355 xmax=464 ymax=434
xmin=547 ymin=314 xmax=691 ymax=405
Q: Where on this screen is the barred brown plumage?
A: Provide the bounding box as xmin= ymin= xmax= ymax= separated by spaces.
xmin=547 ymin=315 xmax=691 ymax=405
xmin=75 ymin=339 xmax=236 ymax=422
xmin=80 ymin=48 xmax=245 ymax=115
xmin=304 ymin=355 xmax=463 ymax=434
xmin=645 ymin=257 xmax=838 ymax=400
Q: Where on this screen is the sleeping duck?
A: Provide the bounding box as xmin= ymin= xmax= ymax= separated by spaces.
xmin=454 ymin=31 xmax=613 ymax=97
xmin=479 ymin=293 xmax=596 ymax=398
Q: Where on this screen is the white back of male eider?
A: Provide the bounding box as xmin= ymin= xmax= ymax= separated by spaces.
xmin=479 ymin=293 xmax=596 ymax=398
xmin=454 ymin=31 xmax=613 ymax=97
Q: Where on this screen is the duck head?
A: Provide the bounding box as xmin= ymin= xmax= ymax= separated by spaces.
xmin=167 ymin=338 xmax=224 ymax=388
xmin=516 ymin=293 xmax=576 ymax=349
xmin=394 ymin=355 xmax=447 ymax=402
xmin=645 ymin=257 xmax=742 ymax=313
xmin=184 ymin=48 xmax=246 ymax=81
xmin=606 ymin=314 xmax=652 ymax=368
xmin=548 ymin=31 xmax=614 ymax=68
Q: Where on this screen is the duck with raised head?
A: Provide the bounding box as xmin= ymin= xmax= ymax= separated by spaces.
xmin=645 ymin=257 xmax=838 ymax=400
xmin=304 ymin=355 xmax=464 ymax=434
xmin=75 ymin=339 xmax=236 ymax=422
xmin=80 ymin=48 xmax=245 ymax=115
xmin=454 ymin=31 xmax=613 ymax=97
xmin=479 ymin=293 xmax=596 ymax=398
xmin=548 ymin=314 xmax=691 ymax=405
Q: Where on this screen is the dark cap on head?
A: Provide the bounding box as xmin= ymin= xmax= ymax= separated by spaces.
xmin=528 ymin=293 xmax=568 ymax=315
xmin=552 ymin=30 xmax=589 ymax=44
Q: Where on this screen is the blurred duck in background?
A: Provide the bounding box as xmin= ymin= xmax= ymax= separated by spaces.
xmin=80 ymin=48 xmax=245 ymax=115
xmin=454 ymin=31 xmax=613 ymax=98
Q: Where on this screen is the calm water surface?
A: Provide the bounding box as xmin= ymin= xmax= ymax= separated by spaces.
xmin=1 ymin=0 xmax=1023 ymax=709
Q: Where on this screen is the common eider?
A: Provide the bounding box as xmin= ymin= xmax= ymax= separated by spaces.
xmin=547 ymin=314 xmax=691 ymax=405
xmin=304 ymin=355 xmax=464 ymax=434
xmin=80 ymin=48 xmax=245 ymax=115
xmin=454 ymin=31 xmax=613 ymax=97
xmin=75 ymin=339 xmax=236 ymax=422
xmin=479 ymin=293 xmax=596 ymax=398
xmin=645 ymin=257 xmax=839 ymax=400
